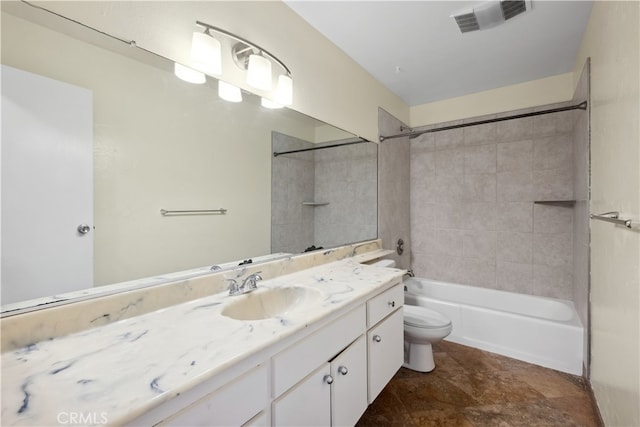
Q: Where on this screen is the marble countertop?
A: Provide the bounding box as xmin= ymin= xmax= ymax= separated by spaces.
xmin=1 ymin=259 xmax=403 ymax=426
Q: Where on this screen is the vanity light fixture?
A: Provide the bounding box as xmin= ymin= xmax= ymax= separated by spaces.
xmin=275 ymin=74 xmax=293 ymax=106
xmin=218 ymin=80 xmax=242 ymax=103
xmin=191 ymin=21 xmax=293 ymax=105
xmin=174 ymin=63 xmax=206 ymax=84
xmin=190 ymin=29 xmax=222 ymax=75
xmin=246 ymin=53 xmax=273 ymax=90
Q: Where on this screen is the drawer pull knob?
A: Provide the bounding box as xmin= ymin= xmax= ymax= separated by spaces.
xmin=338 ymin=366 xmax=349 ymax=375
xmin=373 ymin=335 xmax=382 ymax=343
xmin=324 ymin=375 xmax=334 ymax=384
xmin=388 ymin=301 xmax=395 ymax=308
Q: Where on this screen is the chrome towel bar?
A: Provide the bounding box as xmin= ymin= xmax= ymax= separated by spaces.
xmin=590 ymin=211 xmax=639 ymax=229
xmin=160 ymin=208 xmax=227 ymax=216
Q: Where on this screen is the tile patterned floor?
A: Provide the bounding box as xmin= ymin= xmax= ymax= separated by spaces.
xmin=357 ymin=341 xmax=603 ymax=427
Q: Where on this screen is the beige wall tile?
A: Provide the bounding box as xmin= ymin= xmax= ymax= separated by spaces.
xmin=497 ymin=170 xmax=534 ymax=202
xmin=497 ymin=202 xmax=533 ymax=232
xmin=533 ymin=168 xmax=573 ymax=200
xmin=533 ymin=135 xmax=573 ymax=170
xmin=533 ymin=204 xmax=573 ymax=234
xmin=497 ymin=261 xmax=534 ymax=294
xmin=435 ymin=147 xmax=465 ymax=175
xmin=533 ymin=233 xmax=573 ymax=267
xmin=497 ymin=231 xmax=533 ymax=264
xmin=464 ymin=174 xmax=497 ymax=202
xmin=465 ymin=144 xmax=497 ymax=174
xmin=463 ymin=231 xmax=497 ymax=262
xmin=497 ymin=140 xmax=533 ymax=172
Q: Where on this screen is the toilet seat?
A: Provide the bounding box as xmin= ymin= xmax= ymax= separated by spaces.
xmin=403 ymin=305 xmax=451 ymax=329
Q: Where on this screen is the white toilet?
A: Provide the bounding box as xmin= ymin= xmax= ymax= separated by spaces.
xmin=403 ymin=304 xmax=452 ymax=372
xmin=370 ymin=258 xmax=452 ymax=373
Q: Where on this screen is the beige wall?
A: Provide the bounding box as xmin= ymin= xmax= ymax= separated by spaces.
xmin=573 ymin=2 xmax=640 ymax=425
xmin=410 ymin=73 xmax=575 ymax=127
xmin=32 ymin=1 xmax=409 ymax=142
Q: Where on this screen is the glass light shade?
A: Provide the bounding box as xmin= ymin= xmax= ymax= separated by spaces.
xmin=218 ymin=81 xmax=242 ymax=103
xmin=190 ymin=32 xmax=222 ymax=75
xmin=275 ymin=74 xmax=293 ymax=106
xmin=174 ymin=63 xmax=206 ymax=84
xmin=246 ymin=54 xmax=272 ymax=90
xmin=261 ymin=97 xmax=283 ymax=109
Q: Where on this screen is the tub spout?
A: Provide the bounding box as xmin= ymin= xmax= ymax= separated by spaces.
xmin=404 ymin=269 xmax=415 ymax=278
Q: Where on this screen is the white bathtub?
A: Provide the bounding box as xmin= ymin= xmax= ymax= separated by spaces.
xmin=403 ymin=277 xmax=584 ymax=375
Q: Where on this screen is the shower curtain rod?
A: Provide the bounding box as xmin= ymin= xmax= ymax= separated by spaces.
xmin=378 ymin=101 xmax=588 ymax=142
xmin=273 ymin=138 xmax=368 ymax=157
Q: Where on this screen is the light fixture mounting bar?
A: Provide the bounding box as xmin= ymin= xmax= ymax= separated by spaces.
xmin=195 ymin=21 xmax=291 ymax=76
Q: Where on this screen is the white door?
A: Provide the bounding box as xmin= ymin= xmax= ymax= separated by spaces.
xmin=1 ymin=65 xmax=93 ymax=305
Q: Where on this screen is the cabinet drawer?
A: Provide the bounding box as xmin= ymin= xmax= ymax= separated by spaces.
xmin=367 ymin=283 xmax=403 ymax=327
xmin=160 ymin=364 xmax=268 ymax=426
xmin=272 ymin=305 xmax=366 ymax=397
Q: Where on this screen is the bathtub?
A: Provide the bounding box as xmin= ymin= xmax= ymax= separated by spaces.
xmin=403 ymin=277 xmax=584 ymax=375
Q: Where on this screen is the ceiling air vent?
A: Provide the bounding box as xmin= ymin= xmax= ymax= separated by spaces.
xmin=501 ymin=0 xmax=527 ymax=20
xmin=454 ymin=13 xmax=480 ymax=33
xmin=451 ymin=0 xmax=532 ymax=33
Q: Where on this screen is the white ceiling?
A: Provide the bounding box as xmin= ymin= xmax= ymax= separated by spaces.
xmin=285 ymin=1 xmax=593 ymax=106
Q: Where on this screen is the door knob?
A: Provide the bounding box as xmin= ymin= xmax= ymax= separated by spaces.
xmin=323 ymin=374 xmax=334 ymax=384
xmin=338 ymin=366 xmax=348 ymax=375
xmin=77 ymin=224 xmax=91 ymax=235
xmin=373 ymin=335 xmax=382 ymax=343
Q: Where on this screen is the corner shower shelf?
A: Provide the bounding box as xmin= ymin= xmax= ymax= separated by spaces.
xmin=302 ymin=202 xmax=329 ymax=206
xmin=533 ymin=200 xmax=576 ymax=207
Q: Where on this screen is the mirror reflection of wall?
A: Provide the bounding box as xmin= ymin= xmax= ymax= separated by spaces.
xmin=0 ymin=3 xmax=377 ymax=308
xmin=271 ymin=134 xmax=378 ymax=254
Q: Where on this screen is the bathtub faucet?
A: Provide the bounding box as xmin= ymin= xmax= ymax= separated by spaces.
xmin=404 ymin=269 xmax=415 ymax=278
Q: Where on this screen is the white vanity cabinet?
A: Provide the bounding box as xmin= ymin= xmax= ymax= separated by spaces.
xmin=272 ymin=282 xmax=403 ymax=426
xmin=272 ymin=335 xmax=367 ymax=426
xmin=271 ymin=305 xmax=367 ymax=426
xmin=135 ymin=280 xmax=403 ymax=427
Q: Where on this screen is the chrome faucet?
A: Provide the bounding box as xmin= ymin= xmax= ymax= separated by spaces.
xmin=228 ymin=273 xmax=263 ymax=296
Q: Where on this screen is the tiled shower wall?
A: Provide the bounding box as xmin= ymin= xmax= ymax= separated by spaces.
xmin=314 ymin=142 xmax=377 ymax=248
xmin=271 ymin=132 xmax=377 ymax=254
xmin=378 ymin=108 xmax=411 ymax=270
xmin=410 ymin=103 xmax=580 ymax=299
xmin=271 ymin=132 xmax=315 ymax=253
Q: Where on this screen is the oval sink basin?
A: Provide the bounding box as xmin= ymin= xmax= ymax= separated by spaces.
xmin=221 ymin=286 xmax=324 ymax=321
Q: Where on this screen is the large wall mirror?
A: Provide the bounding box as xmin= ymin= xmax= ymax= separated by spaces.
xmin=0 ymin=2 xmax=378 ymax=311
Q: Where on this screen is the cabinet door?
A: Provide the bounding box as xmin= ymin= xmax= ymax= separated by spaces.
xmin=331 ymin=336 xmax=367 ymax=427
xmin=367 ymin=309 xmax=404 ymax=403
xmin=273 ymin=363 xmax=331 ymax=426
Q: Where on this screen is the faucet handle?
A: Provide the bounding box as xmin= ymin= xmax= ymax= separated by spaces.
xmin=243 ymin=273 xmax=262 ymax=291
xmin=227 ymin=278 xmax=240 ymax=296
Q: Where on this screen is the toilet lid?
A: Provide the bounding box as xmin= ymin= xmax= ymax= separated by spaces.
xmin=403 ymin=305 xmax=451 ymax=329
